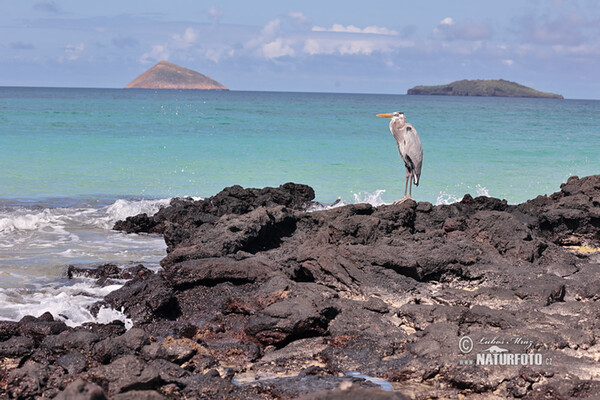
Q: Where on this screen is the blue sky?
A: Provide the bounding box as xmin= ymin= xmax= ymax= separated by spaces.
xmin=2 ymin=0 xmax=600 ymax=98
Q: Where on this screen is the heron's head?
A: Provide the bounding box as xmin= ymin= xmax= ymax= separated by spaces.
xmin=376 ymin=111 xmax=405 ymax=124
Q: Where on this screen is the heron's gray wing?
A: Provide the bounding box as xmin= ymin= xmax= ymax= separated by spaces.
xmin=404 ymin=124 xmax=423 ymax=184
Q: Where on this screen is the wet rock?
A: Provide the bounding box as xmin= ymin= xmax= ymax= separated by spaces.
xmin=113 ymin=182 xmax=315 ymax=238
xmin=67 ymin=263 xmax=121 ymax=279
xmin=67 ymin=263 xmax=149 ymax=286
xmin=0 ymin=320 xmax=20 ymax=341
xmin=102 ymin=270 xmax=178 ymax=323
xmin=18 ymin=313 xmax=68 ymax=342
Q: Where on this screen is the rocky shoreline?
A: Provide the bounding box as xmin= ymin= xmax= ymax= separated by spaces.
xmin=2 ymin=176 xmax=600 ymax=399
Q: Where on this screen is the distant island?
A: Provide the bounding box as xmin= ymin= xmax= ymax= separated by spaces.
xmin=407 ymin=79 xmax=563 ymax=99
xmin=125 ymin=61 xmax=228 ymax=90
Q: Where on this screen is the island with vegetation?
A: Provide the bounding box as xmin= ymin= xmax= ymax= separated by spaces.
xmin=407 ymin=79 xmax=563 ymax=98
xmin=125 ymin=60 xmax=228 ymax=90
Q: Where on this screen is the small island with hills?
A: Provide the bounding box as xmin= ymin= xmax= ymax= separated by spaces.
xmin=407 ymin=79 xmax=563 ymax=99
xmin=125 ymin=60 xmax=228 ymax=90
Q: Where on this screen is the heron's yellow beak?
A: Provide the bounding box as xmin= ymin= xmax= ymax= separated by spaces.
xmin=376 ymin=113 xmax=393 ymax=118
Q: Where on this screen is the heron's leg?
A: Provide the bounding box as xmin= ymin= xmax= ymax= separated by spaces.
xmin=394 ymin=169 xmax=410 ymax=205
xmin=409 ymin=173 xmax=413 ymax=199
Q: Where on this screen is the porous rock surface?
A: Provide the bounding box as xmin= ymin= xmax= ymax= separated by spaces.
xmin=2 ymin=177 xmax=600 ymax=399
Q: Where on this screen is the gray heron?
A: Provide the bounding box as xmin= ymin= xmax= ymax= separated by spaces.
xmin=377 ymin=112 xmax=423 ymax=202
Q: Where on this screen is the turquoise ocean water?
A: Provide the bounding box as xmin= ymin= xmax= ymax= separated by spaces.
xmin=0 ymin=87 xmax=598 ymax=324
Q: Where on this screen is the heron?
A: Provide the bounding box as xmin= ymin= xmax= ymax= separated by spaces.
xmin=377 ymin=112 xmax=423 ymax=202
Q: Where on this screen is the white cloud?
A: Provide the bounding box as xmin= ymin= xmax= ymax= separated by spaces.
xmin=440 ymin=17 xmax=455 ymax=26
xmin=288 ymin=12 xmax=308 ymax=25
xmin=262 ymin=38 xmax=295 ymax=59
xmin=312 ymin=24 xmax=398 ymax=35
xmin=205 ymin=48 xmax=235 ymax=63
xmin=303 ymin=36 xmax=412 ymax=56
xmin=141 ymin=44 xmax=170 ymax=64
xmin=262 ymin=19 xmax=282 ymax=38
xmin=502 ymin=59 xmax=514 ymax=66
xmin=245 ymin=18 xmax=295 ymax=60
xmin=61 ymin=43 xmax=84 ymax=62
xmin=172 ymin=27 xmax=197 ymax=48
xmin=204 ymin=6 xmax=223 ymax=23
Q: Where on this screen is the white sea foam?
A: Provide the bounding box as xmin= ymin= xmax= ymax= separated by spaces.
xmin=0 ymin=209 xmax=66 ymax=234
xmin=308 ymin=189 xmax=390 ymax=212
xmin=0 ymin=198 xmax=171 ymax=326
xmin=436 ymin=192 xmax=461 ymax=205
xmin=0 ymin=276 xmax=133 ymax=328
xmin=352 ymin=189 xmax=389 ymax=207
xmin=101 ymin=198 xmax=171 ymax=229
xmin=475 ymin=184 xmax=490 ymax=197
xmin=435 ymin=184 xmax=491 ymax=205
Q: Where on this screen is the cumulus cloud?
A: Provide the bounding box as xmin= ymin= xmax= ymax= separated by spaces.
xmin=434 ymin=17 xmax=492 ymax=41
xmin=204 ymin=6 xmax=223 ymax=24
xmin=172 ymin=27 xmax=198 ymax=48
xmin=245 ymin=18 xmax=296 ymax=60
xmin=65 ymin=43 xmax=84 ymax=60
xmin=288 ymin=12 xmax=309 ymax=25
xmin=59 ymin=43 xmax=84 ymax=62
xmin=205 ymin=48 xmax=235 ymax=63
xmin=262 ymin=38 xmax=295 ymax=59
xmin=141 ymin=44 xmax=170 ymax=64
xmin=303 ymin=36 xmax=412 ymax=56
xmin=312 ymin=24 xmax=398 ymax=35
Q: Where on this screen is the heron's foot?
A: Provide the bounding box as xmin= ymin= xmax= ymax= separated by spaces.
xmin=393 ymin=197 xmax=409 ymax=205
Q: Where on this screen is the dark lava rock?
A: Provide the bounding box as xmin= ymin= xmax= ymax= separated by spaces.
xmin=7 ymin=176 xmax=600 ymax=399
xmin=0 ymin=335 xmax=35 ymax=357
xmin=0 ymin=320 xmax=20 ymax=341
xmin=245 ymin=283 xmax=340 ymax=347
xmin=297 ymin=387 xmax=409 ymax=400
xmin=102 ymin=270 xmax=178 ymax=324
xmin=18 ymin=313 xmax=68 ymax=343
xmin=54 ymin=378 xmax=107 ymax=400
xmin=57 ymin=351 xmax=89 ymax=374
xmin=112 ymin=182 xmax=315 ymax=239
xmin=93 ymin=328 xmax=149 ymax=364
xmin=67 ymin=263 xmax=148 ymax=286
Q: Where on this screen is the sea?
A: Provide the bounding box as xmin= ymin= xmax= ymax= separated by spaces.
xmin=1 ymin=87 xmax=598 ymax=326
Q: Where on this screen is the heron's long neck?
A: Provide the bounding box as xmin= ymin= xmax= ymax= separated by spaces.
xmin=390 ymin=118 xmax=405 ymax=132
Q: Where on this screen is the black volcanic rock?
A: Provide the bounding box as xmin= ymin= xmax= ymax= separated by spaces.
xmin=6 ymin=175 xmax=600 ymax=399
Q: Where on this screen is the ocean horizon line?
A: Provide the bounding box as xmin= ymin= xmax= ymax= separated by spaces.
xmin=1 ymin=85 xmax=597 ymax=100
